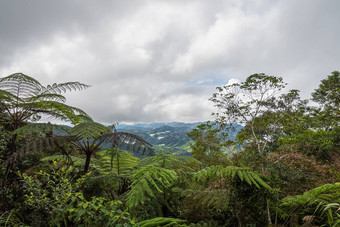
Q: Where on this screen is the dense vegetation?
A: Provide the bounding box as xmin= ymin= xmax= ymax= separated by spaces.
xmin=0 ymin=72 xmax=339 ymax=226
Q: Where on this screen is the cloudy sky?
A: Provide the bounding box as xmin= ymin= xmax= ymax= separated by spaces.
xmin=1 ymin=0 xmax=339 ymax=124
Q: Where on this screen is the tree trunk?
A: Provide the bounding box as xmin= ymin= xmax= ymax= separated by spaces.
xmin=2 ymin=134 xmax=17 ymax=187
xmin=83 ymin=152 xmax=92 ymax=173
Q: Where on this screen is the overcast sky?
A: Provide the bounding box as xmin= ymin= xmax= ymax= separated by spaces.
xmin=1 ymin=0 xmax=339 ymax=124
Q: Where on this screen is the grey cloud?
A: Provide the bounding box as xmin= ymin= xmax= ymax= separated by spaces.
xmin=0 ymin=0 xmax=339 ymax=123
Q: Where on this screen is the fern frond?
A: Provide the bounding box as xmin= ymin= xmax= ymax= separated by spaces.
xmin=282 ymin=182 xmax=340 ymax=208
xmin=193 ymin=165 xmax=272 ymax=190
xmin=26 ymin=93 xmax=67 ymax=102
xmin=281 ymin=183 xmax=340 ymax=226
xmin=13 ymin=123 xmax=69 ymax=136
xmin=41 ymin=82 xmax=90 ymax=94
xmin=0 ymin=73 xmax=91 ymax=124
xmin=181 ymin=189 xmax=230 ymax=210
xmin=126 ymin=166 xmax=177 ymax=208
xmin=95 ymin=149 xmax=139 ymax=175
xmin=69 ymin=122 xmax=108 ymax=141
xmin=101 ymin=131 xmax=154 ymax=155
xmin=2 ymin=136 xmax=75 ymax=166
xmin=0 ymin=73 xmax=43 ymax=98
xmin=26 ymin=100 xmax=91 ymax=124
xmin=0 ymin=89 xmax=20 ymax=103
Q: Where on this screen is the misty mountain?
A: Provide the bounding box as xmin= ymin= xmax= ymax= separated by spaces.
xmin=116 ymin=122 xmax=204 ymax=155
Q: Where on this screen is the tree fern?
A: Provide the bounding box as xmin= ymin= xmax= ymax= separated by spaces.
xmin=0 ymin=73 xmax=91 ymax=183
xmin=126 ymin=165 xmax=178 ymax=208
xmin=0 ymin=73 xmax=90 ymax=124
xmin=3 ymin=121 xmax=154 ymax=173
xmin=95 ymin=149 xmax=139 ymax=176
xmin=282 ymin=183 xmax=340 ymax=208
xmin=281 ymin=182 xmax=340 ymax=226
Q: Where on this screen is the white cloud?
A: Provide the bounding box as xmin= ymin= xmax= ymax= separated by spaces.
xmin=227 ymin=78 xmax=240 ymax=86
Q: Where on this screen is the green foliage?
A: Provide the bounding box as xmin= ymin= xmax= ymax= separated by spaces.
xmin=67 ymin=121 xmax=154 ymax=173
xmin=1 ymin=70 xmax=339 ymax=226
xmin=138 ymin=217 xmax=187 ymax=226
xmin=96 ymin=148 xmax=139 ymax=175
xmin=13 ymin=122 xmax=69 ymax=137
xmin=281 ymin=182 xmax=340 ymax=226
xmin=193 ymin=165 xmax=272 ymax=190
xmin=278 ymin=128 xmax=339 ymax=161
xmin=19 ymin=162 xmax=87 ymax=226
xmin=312 ymin=71 xmax=339 ymax=111
xmin=19 ymin=162 xmax=136 ymax=226
xmin=0 ymin=72 xmax=90 ymax=126
xmin=0 ymin=123 xmax=11 ymax=160
xmin=69 ymin=121 xmax=109 ymax=142
xmin=64 ymin=194 xmax=137 ymax=227
xmin=187 ymin=122 xmax=230 ymax=166
xmin=3 ymin=136 xmax=75 ymax=166
xmin=211 ymin=73 xmax=286 ymax=127
xmin=139 ymin=151 xmax=181 ymax=168
xmin=127 ymin=165 xmax=178 ymax=208
xmin=3 ymin=121 xmax=154 ymax=173
xmin=0 ymin=210 xmax=27 ymax=227
xmin=266 ymin=152 xmax=337 ymax=196
xmin=178 ymin=165 xmax=272 ymax=225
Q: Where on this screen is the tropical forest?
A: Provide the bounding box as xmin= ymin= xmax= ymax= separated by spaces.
xmin=0 ymin=72 xmax=339 ymax=227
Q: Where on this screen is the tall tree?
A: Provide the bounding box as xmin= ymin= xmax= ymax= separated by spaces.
xmin=210 ymin=73 xmax=305 ymax=224
xmin=187 ymin=122 xmax=230 ymax=167
xmin=211 ymin=74 xmax=288 ymax=164
xmin=311 ymin=71 xmax=340 ymax=130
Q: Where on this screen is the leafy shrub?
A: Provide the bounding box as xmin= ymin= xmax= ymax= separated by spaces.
xmin=19 ymin=162 xmax=136 ymax=226
xmin=62 ymin=194 xmax=136 ymax=227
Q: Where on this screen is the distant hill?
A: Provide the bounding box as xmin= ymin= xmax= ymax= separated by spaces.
xmin=116 ymin=122 xmax=242 ymax=156
xmin=116 ymin=122 xmax=204 ymax=155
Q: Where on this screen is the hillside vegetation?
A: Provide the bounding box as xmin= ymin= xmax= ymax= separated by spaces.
xmin=0 ymin=72 xmax=339 ymax=226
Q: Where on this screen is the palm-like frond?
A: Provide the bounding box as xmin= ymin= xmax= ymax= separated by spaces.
xmin=139 ymin=152 xmax=180 ymax=168
xmin=13 ymin=122 xmax=69 ymax=135
xmin=95 ymin=149 xmax=139 ymax=175
xmin=126 ymin=165 xmax=178 ymax=208
xmin=25 ymin=101 xmax=91 ymax=123
xmin=0 ymin=73 xmax=43 ymax=98
xmin=282 ymin=182 xmax=340 ymax=208
xmin=41 ymin=82 xmax=90 ymax=94
xmin=0 ymin=89 xmax=19 ymax=103
xmin=101 ymin=131 xmax=154 ymax=155
xmin=26 ymin=93 xmax=67 ymax=102
xmin=281 ymin=183 xmax=340 ymax=226
xmin=69 ymin=122 xmax=108 ymax=141
xmin=2 ymin=136 xmax=75 ymax=166
xmin=0 ymin=73 xmax=90 ymax=124
xmin=193 ymin=165 xmax=272 ymax=190
xmin=181 ymin=189 xmax=230 ymax=210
